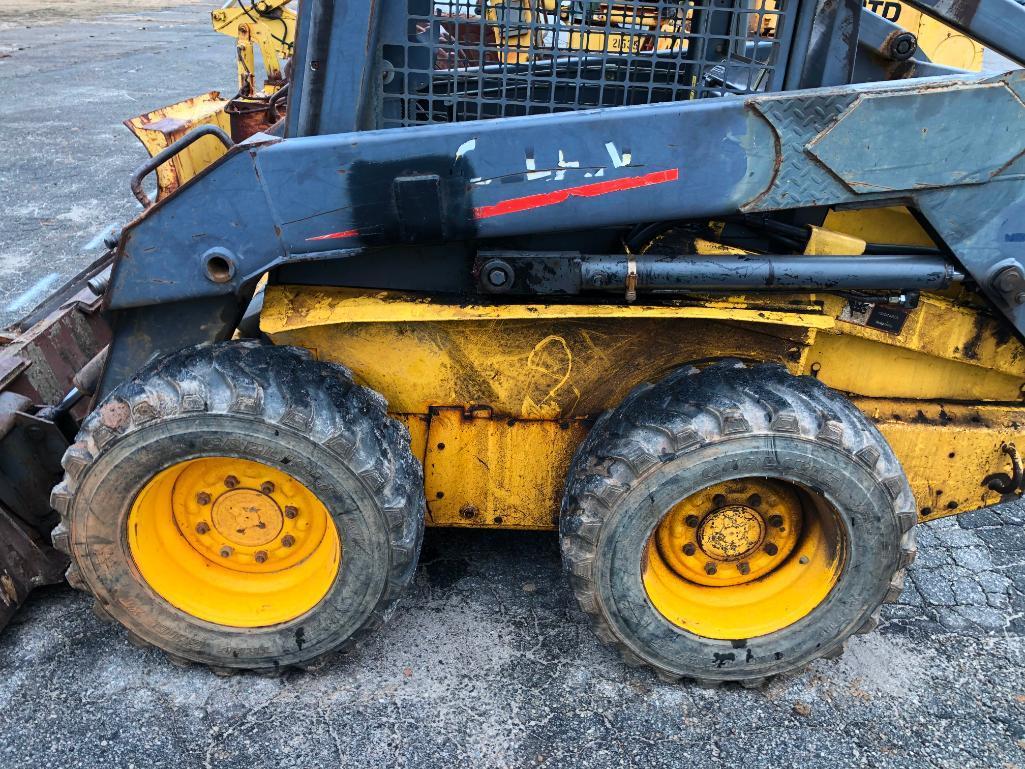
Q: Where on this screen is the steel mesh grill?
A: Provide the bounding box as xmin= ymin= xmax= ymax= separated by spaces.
xmin=382 ymin=1 xmax=793 ymax=128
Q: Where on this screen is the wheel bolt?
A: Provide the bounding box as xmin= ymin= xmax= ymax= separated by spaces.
xmin=196 ymin=492 xmax=211 ymax=505
xmin=768 ymin=514 xmax=784 ymax=528
xmin=685 ymin=515 xmax=700 ymax=527
xmin=712 ymin=494 xmax=726 ymax=507
xmin=254 ymin=551 xmax=268 ymax=564
xmin=195 ymin=521 xmax=210 ymax=535
xmin=224 ymin=475 xmax=239 ymax=489
xmin=747 ymin=494 xmax=762 ymax=508
xmin=764 ymin=542 xmax=779 ymax=556
xmin=260 ymin=481 xmax=275 ymax=495
xmin=219 ymin=545 xmax=233 ymax=558
xmin=281 ymin=534 xmax=295 ymax=548
xmin=682 ymin=543 xmax=697 ymax=556
xmin=738 ymin=561 xmax=751 ymax=575
xmin=284 ymin=506 xmax=298 ymax=520
xmin=704 ymin=562 xmax=717 ymax=575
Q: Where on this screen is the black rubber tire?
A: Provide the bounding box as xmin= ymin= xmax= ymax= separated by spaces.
xmin=50 ymin=341 xmax=424 ymax=673
xmin=560 ymin=360 xmax=917 ymax=685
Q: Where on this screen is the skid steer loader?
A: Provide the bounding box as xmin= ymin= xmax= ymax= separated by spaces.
xmin=3 ymin=0 xmax=1025 ymax=685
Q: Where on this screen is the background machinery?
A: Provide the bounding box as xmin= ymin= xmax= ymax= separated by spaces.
xmin=2 ymin=0 xmax=1025 ymax=685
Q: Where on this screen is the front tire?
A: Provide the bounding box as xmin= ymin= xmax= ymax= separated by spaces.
xmin=560 ymin=361 xmax=916 ymax=685
xmin=51 ymin=342 xmax=424 ymax=672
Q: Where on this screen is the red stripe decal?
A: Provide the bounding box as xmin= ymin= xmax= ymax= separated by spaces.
xmin=306 ymin=229 xmax=360 ymax=242
xmin=474 ymin=168 xmax=680 ymax=220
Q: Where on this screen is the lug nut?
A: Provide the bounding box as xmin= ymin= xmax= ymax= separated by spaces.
xmin=747 ymin=494 xmax=762 ymax=508
xmin=254 ymin=551 xmax=268 ymax=564
xmin=281 ymin=534 xmax=295 ymax=548
xmin=768 ymin=514 xmax=784 ymax=528
xmin=712 ymin=494 xmax=727 ymax=507
xmin=704 ymin=563 xmax=718 ymax=576
xmin=738 ymin=561 xmax=751 ymax=575
xmin=196 ymin=492 xmax=211 ymax=505
xmin=260 ymin=481 xmax=275 ymax=495
xmin=224 ymin=475 xmax=239 ymax=489
xmin=764 ymin=542 xmax=779 ymax=556
xmin=685 ymin=515 xmax=700 ymax=527
xmin=284 ymin=505 xmax=299 ymax=520
xmin=195 ymin=521 xmax=210 ymax=535
xmin=219 ymin=546 xmax=233 ymax=558
xmin=682 ymin=543 xmax=697 ymax=556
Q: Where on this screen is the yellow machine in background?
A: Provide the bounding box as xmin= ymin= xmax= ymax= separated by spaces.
xmin=125 ymin=0 xmax=295 ymax=201
xmin=870 ymin=1 xmax=984 ymax=70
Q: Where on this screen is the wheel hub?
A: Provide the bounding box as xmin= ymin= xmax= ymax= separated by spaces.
xmin=211 ymin=489 xmax=283 ymax=547
xmin=697 ymin=505 xmax=765 ymax=561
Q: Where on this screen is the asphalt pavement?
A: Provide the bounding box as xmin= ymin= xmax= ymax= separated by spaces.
xmin=1 ymin=6 xmax=1024 ymax=768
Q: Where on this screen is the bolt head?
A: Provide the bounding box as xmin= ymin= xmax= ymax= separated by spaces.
xmin=682 ymin=543 xmax=696 ymax=556
xmin=284 ymin=505 xmax=299 ymax=520
xmin=281 ymin=534 xmax=296 ymax=548
xmin=254 ymin=551 xmax=268 ymax=564
xmin=764 ymin=542 xmax=779 ymax=556
xmin=685 ymin=514 xmax=700 ymax=527
xmin=260 ymin=481 xmax=275 ymax=495
xmin=746 ymin=493 xmax=762 ymax=508
xmin=196 ymin=492 xmax=211 ymax=505
xmin=195 ymin=521 xmax=210 ymax=535
xmin=737 ymin=561 xmax=751 ymax=575
xmin=487 ymin=269 xmax=508 ymax=287
xmin=704 ymin=563 xmax=718 ymax=575
xmin=224 ymin=475 xmax=239 ymax=489
xmin=219 ymin=546 xmax=233 ymax=558
xmin=768 ymin=514 xmax=784 ymax=528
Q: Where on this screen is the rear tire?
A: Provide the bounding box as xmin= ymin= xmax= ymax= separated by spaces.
xmin=50 ymin=341 xmax=424 ymax=672
xmin=560 ymin=361 xmax=916 ymax=685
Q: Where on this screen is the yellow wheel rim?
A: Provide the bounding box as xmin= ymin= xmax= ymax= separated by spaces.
xmin=643 ymin=478 xmax=845 ymax=639
xmin=127 ymin=457 xmax=341 ymax=627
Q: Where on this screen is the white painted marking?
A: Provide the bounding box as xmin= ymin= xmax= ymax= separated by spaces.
xmin=525 ymin=156 xmax=552 ymax=182
xmin=554 ymin=150 xmax=581 ymax=182
xmin=605 ymin=142 xmax=632 ymax=168
xmin=455 ymin=138 xmax=477 ymax=161
xmin=8 ymin=273 xmax=59 ymax=313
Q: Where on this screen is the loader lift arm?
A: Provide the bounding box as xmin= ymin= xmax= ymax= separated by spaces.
xmin=100 ymin=62 xmax=1025 ymax=394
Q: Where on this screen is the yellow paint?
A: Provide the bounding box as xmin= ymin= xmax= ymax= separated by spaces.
xmin=423 ymin=408 xmax=589 ymax=529
xmin=261 ymin=286 xmax=833 ymax=330
xmin=643 ymin=478 xmax=845 ymax=639
xmin=263 ymin=286 xmax=819 ymax=418
xmin=807 ymin=324 xmax=1025 ymax=401
xmin=855 ymin=399 xmax=1025 ymax=520
xmin=823 ymin=207 xmax=937 ymax=248
xmin=124 ymin=92 xmax=231 ymax=202
xmin=804 ymin=225 xmax=867 ymax=256
xmin=127 ymin=457 xmax=340 ymax=627
xmin=262 ymin=285 xmax=1025 ymax=530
